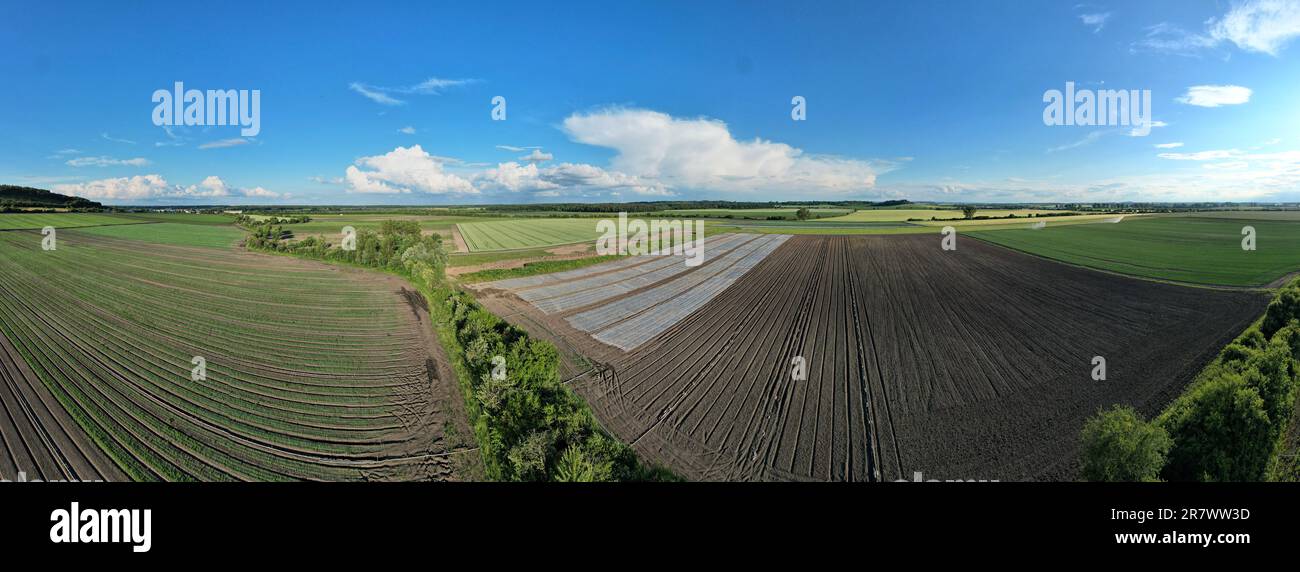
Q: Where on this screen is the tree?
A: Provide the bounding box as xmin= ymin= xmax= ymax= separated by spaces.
xmin=1079 ymin=405 xmax=1171 ymax=482
xmin=1160 ymin=372 xmax=1272 ymax=481
xmin=961 ymin=206 xmax=978 ymax=219
xmin=795 ymin=207 xmax=811 ymax=221
xmin=1261 ymin=286 xmax=1300 ymax=339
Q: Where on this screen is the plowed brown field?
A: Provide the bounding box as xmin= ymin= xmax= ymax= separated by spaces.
xmin=564 ymin=235 xmax=1267 ymax=481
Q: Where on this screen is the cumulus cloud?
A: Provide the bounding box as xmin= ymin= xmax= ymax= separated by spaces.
xmin=1177 ymin=85 xmax=1252 ymax=107
xmin=519 ymin=149 xmax=553 ymax=163
xmin=54 ymin=175 xmax=278 ymax=201
xmin=344 ymin=144 xmax=476 ymax=195
xmin=65 ymin=156 xmax=151 ymax=167
xmin=560 ymin=108 xmax=881 ymax=195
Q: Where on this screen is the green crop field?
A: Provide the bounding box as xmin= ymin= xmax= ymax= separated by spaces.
xmin=457 ymin=218 xmax=601 ymax=251
xmin=972 ymin=215 xmax=1300 ymax=287
xmin=0 ymin=213 xmax=142 ymax=230
xmin=820 ymin=208 xmax=1069 ymax=223
xmin=118 ymin=213 xmax=237 ymax=225
xmin=652 ymin=207 xmax=853 ymax=219
xmin=0 ymin=229 xmax=459 ymax=481
xmin=73 ymin=222 xmax=246 ymax=248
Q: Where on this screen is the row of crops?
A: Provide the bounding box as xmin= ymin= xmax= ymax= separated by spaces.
xmin=0 ymin=229 xmax=448 ymax=481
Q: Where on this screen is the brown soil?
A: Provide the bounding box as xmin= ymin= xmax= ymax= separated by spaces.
xmin=486 ymin=234 xmax=1269 ymax=481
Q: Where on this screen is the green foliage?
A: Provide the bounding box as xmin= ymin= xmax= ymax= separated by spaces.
xmin=1262 ymin=287 xmax=1300 ymax=339
xmin=961 ymin=205 xmax=978 ymax=219
xmin=441 ymin=289 xmax=670 ymax=481
xmin=1159 ymin=371 xmax=1273 ymax=481
xmin=795 ymin=207 xmax=811 ymax=221
xmin=1079 ymin=405 xmax=1171 ymax=482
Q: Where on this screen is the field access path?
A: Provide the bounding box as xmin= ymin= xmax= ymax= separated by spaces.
xmin=569 ymin=235 xmax=1267 ymax=481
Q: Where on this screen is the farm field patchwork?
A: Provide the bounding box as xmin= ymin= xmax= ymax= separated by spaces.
xmin=972 ymin=215 xmax=1300 ymax=287
xmin=0 ymin=229 xmax=473 ymax=481
xmin=488 ymin=234 xmax=1265 ymax=481
xmin=458 ymin=218 xmax=603 ymax=251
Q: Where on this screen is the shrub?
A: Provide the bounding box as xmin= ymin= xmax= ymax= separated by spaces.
xmin=1261 ymin=287 xmax=1300 ymax=339
xmin=1159 ymin=372 xmax=1272 ymax=481
xmin=1079 ymin=405 xmax=1170 ymax=482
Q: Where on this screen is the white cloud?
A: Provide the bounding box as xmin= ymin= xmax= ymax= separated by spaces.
xmin=1128 ymin=120 xmax=1168 ymax=137
xmin=1158 ymin=149 xmax=1240 ymax=161
xmin=1209 ymin=0 xmax=1300 ymax=55
xmin=344 ymin=144 xmax=476 ymax=195
xmin=100 ymin=133 xmax=136 ymax=145
xmin=1135 ymin=1 xmax=1300 ymax=56
xmin=519 ymin=149 xmax=553 ymax=163
xmin=496 ymin=145 xmax=540 ymax=152
xmin=1079 ymin=12 xmax=1111 ymax=33
xmin=65 ymin=156 xmax=150 ymax=167
xmin=1155 ymin=142 xmax=1184 ymax=149
xmin=398 ymin=126 xmax=416 ymax=134
xmin=54 ymin=175 xmax=170 ymax=200
xmin=1176 ymin=85 xmax=1252 ymax=107
xmin=560 ymin=108 xmax=882 ymax=196
xmin=199 ymin=138 xmax=253 ymax=150
xmin=350 ymin=83 xmax=403 ymax=105
xmin=349 ymin=77 xmax=476 ymax=105
xmin=51 ymin=148 xmax=81 ymax=156
xmin=54 ymin=175 xmax=277 ymax=201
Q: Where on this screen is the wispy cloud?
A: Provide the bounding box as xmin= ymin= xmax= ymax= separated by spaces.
xmin=100 ymin=132 xmax=136 ymax=145
xmin=496 ymin=145 xmax=541 ymax=152
xmin=198 ymin=138 xmax=253 ymax=150
xmin=397 ymin=126 xmax=416 ymax=135
xmin=65 ymin=156 xmax=150 ymax=167
xmin=1134 ymin=1 xmax=1300 ymax=56
xmin=1078 ymin=12 xmax=1111 ymax=33
xmin=1177 ymin=85 xmax=1252 ymax=107
xmin=1154 ymin=142 xmax=1184 ymax=149
xmin=349 ymin=77 xmax=477 ymax=105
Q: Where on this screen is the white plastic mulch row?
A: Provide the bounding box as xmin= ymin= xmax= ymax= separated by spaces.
xmin=566 ymin=233 xmax=784 ymax=333
xmin=592 ymin=234 xmax=792 ymax=351
xmin=525 ymin=234 xmax=758 ymax=313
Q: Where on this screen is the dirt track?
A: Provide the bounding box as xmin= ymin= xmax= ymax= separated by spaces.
xmin=565 ymin=235 xmax=1267 ymax=481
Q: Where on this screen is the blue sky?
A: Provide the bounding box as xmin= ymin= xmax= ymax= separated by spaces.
xmin=2 ymin=0 xmax=1299 ymax=205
